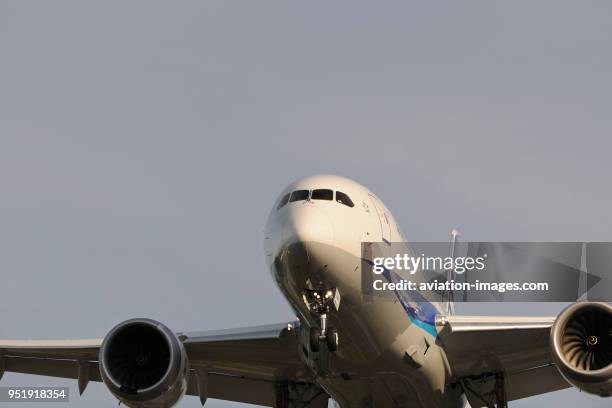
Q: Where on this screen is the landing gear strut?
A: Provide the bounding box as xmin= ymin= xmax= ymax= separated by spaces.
xmin=303 ymin=289 xmax=340 ymax=352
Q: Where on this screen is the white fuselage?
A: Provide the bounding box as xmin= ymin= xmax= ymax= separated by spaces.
xmin=264 ymin=175 xmax=461 ymax=408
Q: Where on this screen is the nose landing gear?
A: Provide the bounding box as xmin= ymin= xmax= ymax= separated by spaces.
xmin=309 ymin=314 xmax=339 ymax=352
xmin=303 ymin=289 xmax=340 ymax=352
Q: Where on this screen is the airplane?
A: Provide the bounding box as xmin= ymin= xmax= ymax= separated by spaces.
xmin=0 ymin=174 xmax=610 ymax=407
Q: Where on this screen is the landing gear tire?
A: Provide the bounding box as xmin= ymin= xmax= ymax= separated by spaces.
xmin=309 ymin=327 xmax=321 ymax=352
xmin=326 ymin=327 xmax=338 ymax=351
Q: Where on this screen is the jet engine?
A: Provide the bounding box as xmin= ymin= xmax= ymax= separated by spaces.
xmin=99 ymin=319 xmax=189 ymax=407
xmin=551 ymin=302 xmax=612 ymax=397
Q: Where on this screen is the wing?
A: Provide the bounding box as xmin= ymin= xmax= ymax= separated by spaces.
xmin=179 ymin=322 xmax=322 ymax=406
xmin=436 ymin=315 xmax=571 ymax=406
xmin=0 ymin=321 xmax=324 ymax=407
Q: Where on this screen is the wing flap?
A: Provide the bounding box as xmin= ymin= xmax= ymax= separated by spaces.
xmin=186 ymin=371 xmax=276 ymax=406
xmin=1 ymin=356 xmax=101 ymax=383
xmin=505 ymin=365 xmax=569 ymax=401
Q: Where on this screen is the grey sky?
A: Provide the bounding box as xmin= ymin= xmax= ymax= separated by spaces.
xmin=1 ymin=1 xmax=611 ymax=407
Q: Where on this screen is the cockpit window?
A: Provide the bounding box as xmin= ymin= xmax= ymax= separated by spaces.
xmin=276 ymin=193 xmax=290 ymax=210
xmin=336 ymin=191 xmax=354 ymax=207
xmin=289 ymin=190 xmax=310 ymax=202
xmin=311 ymin=189 xmax=333 ymax=200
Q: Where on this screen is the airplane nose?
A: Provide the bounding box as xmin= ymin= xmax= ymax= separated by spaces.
xmin=282 ymin=205 xmax=334 ymax=247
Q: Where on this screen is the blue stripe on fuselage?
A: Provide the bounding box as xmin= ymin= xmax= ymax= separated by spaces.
xmin=383 ymin=268 xmax=439 ymax=337
xmin=364 ymin=259 xmax=440 ymax=337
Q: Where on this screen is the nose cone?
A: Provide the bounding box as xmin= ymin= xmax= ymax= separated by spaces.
xmin=282 ymin=205 xmax=334 ymax=247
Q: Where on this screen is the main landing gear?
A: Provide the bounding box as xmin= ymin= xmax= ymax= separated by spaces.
xmin=303 ymin=289 xmax=340 ymax=352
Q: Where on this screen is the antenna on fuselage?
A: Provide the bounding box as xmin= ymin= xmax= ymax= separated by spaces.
xmin=443 ymin=228 xmax=460 ymax=315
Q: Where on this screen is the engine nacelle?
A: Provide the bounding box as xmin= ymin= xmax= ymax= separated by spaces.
xmin=99 ymin=319 xmax=189 ymax=407
xmin=551 ymin=302 xmax=612 ymax=397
